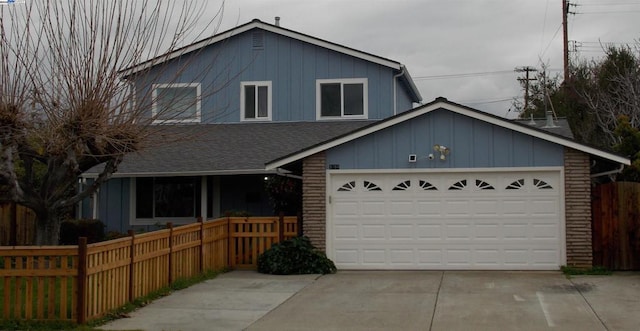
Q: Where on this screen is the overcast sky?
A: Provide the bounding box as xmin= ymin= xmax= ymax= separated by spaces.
xmin=212 ymin=0 xmax=639 ymax=118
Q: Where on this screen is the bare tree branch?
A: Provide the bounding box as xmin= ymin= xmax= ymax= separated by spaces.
xmin=0 ymin=0 xmax=227 ymax=244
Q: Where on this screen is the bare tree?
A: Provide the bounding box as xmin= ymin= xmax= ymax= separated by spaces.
xmin=576 ymin=44 xmax=640 ymax=146
xmin=0 ymin=0 xmax=225 ymax=244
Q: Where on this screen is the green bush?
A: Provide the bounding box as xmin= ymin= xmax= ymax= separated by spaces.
xmin=257 ymin=236 xmax=337 ymax=275
xmin=59 ymin=219 xmax=105 ymax=245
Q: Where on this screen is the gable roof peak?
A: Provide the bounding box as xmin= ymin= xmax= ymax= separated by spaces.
xmin=119 ymin=19 xmax=422 ymax=102
xmin=265 ymin=97 xmax=629 ymax=169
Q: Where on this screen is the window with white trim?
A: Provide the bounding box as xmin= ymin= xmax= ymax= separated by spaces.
xmin=152 ymin=83 xmax=201 ymax=124
xmin=134 ymin=177 xmax=201 ymax=221
xmin=241 ymin=81 xmax=272 ymax=121
xmin=316 ymin=78 xmax=367 ymax=119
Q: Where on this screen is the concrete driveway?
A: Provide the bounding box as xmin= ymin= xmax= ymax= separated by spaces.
xmin=101 ymin=270 xmax=640 ymax=331
xmin=247 ymin=271 xmax=640 ymax=331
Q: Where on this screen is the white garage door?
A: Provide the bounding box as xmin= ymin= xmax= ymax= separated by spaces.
xmin=328 ymin=170 xmax=565 ymax=270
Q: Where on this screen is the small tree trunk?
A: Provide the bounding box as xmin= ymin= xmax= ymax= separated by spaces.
xmin=35 ymin=213 xmax=62 ymax=245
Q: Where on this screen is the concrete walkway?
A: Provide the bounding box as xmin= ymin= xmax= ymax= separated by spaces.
xmin=100 ymin=270 xmax=640 ymax=331
xmin=99 ymin=271 xmax=320 ymax=331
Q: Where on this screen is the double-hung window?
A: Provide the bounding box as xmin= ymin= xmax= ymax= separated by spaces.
xmin=152 ymin=83 xmax=201 ymax=124
xmin=317 ymin=78 xmax=367 ymax=119
xmin=241 ymin=81 xmax=272 ymax=121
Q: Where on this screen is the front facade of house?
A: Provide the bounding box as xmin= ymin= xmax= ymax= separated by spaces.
xmin=267 ymin=99 xmax=628 ymax=270
xmin=81 ymin=19 xmax=421 ymax=232
xmin=83 ymin=19 xmax=628 ymax=270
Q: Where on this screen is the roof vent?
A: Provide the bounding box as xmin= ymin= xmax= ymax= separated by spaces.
xmin=275 ymin=16 xmax=280 ymax=27
xmin=542 ymin=111 xmax=558 ymax=128
xmin=252 ymin=31 xmax=264 ymax=49
xmin=528 ymin=114 xmax=536 ymax=125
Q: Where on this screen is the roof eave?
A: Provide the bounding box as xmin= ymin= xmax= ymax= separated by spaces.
xmin=81 ymin=168 xmax=278 ymax=179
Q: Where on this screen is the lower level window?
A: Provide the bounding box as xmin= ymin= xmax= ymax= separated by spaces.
xmin=136 ymin=177 xmax=200 ymax=218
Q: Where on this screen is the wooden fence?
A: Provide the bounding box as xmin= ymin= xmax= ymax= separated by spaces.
xmin=0 ymin=215 xmax=299 ymax=323
xmin=592 ymin=181 xmax=640 ymax=270
xmin=0 ymin=203 xmax=36 ymax=246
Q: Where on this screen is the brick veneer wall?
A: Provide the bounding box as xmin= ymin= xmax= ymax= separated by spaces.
xmin=302 ymin=152 xmax=327 ymax=251
xmin=564 ymin=147 xmax=593 ymax=267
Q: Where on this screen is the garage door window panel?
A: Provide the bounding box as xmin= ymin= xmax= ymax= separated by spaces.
xmin=392 ymin=180 xmax=411 ymax=191
xmin=363 ymin=181 xmax=382 ymax=191
xmin=475 ymin=180 xmax=495 ymax=190
xmin=506 ymin=179 xmax=525 ymax=190
xmin=449 ymin=180 xmax=467 ymax=190
xmin=337 ymin=181 xmax=356 ymax=192
xmin=533 ymin=178 xmax=553 ymax=189
xmin=419 ymin=180 xmax=438 ymax=191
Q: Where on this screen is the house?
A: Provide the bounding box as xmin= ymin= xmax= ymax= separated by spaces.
xmin=82 ymin=19 xmax=628 ymax=270
xmin=81 ymin=18 xmax=421 ymax=230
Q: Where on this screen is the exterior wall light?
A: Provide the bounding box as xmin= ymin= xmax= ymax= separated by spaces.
xmin=433 ymin=144 xmax=450 ymax=161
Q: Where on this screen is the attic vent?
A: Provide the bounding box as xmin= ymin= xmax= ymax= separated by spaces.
xmin=252 ymin=31 xmax=264 ymax=49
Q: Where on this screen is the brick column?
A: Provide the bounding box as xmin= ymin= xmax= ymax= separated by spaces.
xmin=564 ymin=147 xmax=593 ymax=267
xmin=302 ymin=152 xmax=327 ymax=251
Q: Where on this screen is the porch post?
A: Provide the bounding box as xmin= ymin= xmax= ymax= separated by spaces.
xmin=200 ymin=176 xmax=207 ymax=220
xmin=212 ymin=176 xmax=221 ymax=218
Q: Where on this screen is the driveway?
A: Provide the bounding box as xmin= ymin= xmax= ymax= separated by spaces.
xmin=101 ymin=270 xmax=640 ymax=331
xmin=247 ymin=271 xmax=640 ymax=331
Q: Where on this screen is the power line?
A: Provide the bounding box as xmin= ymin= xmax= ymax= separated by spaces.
xmin=540 ymin=23 xmax=563 ymax=59
xmin=576 ymin=10 xmax=640 ymax=13
xmin=539 ymin=0 xmax=552 ymax=58
xmin=576 ymin=2 xmax=640 ymax=6
xmin=464 ymin=97 xmax=515 ymax=105
xmin=412 ymin=70 xmax=515 ymax=81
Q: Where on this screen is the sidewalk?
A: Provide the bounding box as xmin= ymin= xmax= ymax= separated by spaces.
xmin=99 ymin=271 xmax=320 ymax=331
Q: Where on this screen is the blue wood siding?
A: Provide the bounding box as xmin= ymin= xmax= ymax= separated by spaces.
xmin=97 ymin=178 xmax=130 ymax=233
xmin=326 ymin=108 xmax=564 ymax=169
xmin=133 ymin=28 xmax=413 ymax=123
xmin=395 ymin=80 xmax=415 ymax=114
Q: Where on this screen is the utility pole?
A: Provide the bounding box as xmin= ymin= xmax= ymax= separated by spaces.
xmin=515 ymin=66 xmax=538 ymax=112
xmin=562 ymin=0 xmax=570 ymax=84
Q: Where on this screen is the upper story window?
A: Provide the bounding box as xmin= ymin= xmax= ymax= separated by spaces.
xmin=152 ymin=83 xmax=201 ymax=124
xmin=241 ymin=81 xmax=272 ymax=121
xmin=316 ymin=78 xmax=368 ymax=120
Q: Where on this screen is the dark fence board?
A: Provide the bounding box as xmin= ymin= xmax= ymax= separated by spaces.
xmin=592 ymin=182 xmax=640 ymax=270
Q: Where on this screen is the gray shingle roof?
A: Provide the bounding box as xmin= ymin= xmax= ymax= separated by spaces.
xmin=86 ymin=121 xmax=374 ymax=177
xmin=512 ymin=117 xmax=574 ymax=139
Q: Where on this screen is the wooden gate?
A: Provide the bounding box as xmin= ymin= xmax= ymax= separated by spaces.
xmin=592 ymin=182 xmax=640 ymax=270
xmin=0 ymin=203 xmax=36 ymax=246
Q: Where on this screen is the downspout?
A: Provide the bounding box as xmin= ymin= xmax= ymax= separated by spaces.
xmin=393 ymin=66 xmax=406 ymax=115
xmin=590 ymin=163 xmax=625 ymax=180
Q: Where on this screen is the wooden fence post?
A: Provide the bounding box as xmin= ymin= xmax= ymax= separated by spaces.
xmin=9 ymin=202 xmax=17 ymax=246
xmin=127 ymin=230 xmax=135 ymax=303
xmin=278 ymin=212 xmax=285 ymax=243
xmin=198 ymin=217 xmax=204 ymax=273
xmin=167 ymin=222 xmax=174 ymax=284
xmin=77 ymin=237 xmax=88 ymax=324
xmin=226 ymin=217 xmax=232 ymax=268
